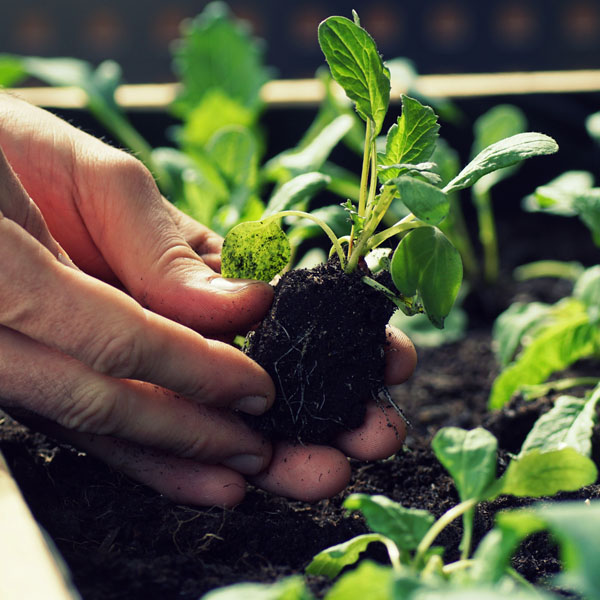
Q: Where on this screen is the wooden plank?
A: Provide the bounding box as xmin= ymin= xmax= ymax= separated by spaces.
xmin=7 ymin=69 xmax=600 ymax=111
xmin=0 ymin=449 xmax=79 ymax=600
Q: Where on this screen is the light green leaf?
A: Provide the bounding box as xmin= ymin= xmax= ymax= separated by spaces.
xmin=393 ymin=176 xmax=449 ymax=225
xmin=378 ymin=95 xmax=440 ymax=183
xmin=390 ymin=227 xmax=463 ymax=328
xmin=221 ymin=220 xmax=290 ymax=281
xmin=263 ymin=172 xmax=331 ymax=218
xmin=171 ymin=1 xmax=270 ymax=118
xmin=207 ymin=125 xmax=258 ymax=189
xmin=318 ymin=16 xmax=390 ymax=134
xmin=520 ymin=387 xmax=600 ymax=457
xmin=444 ymin=133 xmax=559 ymax=194
xmin=306 ymin=533 xmax=388 ymax=578
xmin=523 ymin=170 xmax=594 ymax=215
xmin=343 ymin=494 xmax=434 ymax=551
xmin=489 ymin=312 xmax=600 ymax=409
xmin=0 ymin=54 xmax=26 ymax=87
xmin=499 ymin=448 xmax=597 ymax=497
xmin=287 ymin=205 xmax=348 ymax=244
xmin=432 ymin=428 xmax=498 ymax=502
xmin=265 ymin=115 xmax=355 ymax=181
xmin=325 ymin=561 xmax=393 ymax=600
xmin=201 ymin=576 xmax=312 ymax=600
xmin=492 ymin=301 xmax=554 ymax=367
xmin=533 ymin=501 xmax=600 ymax=600
xmin=574 ymin=266 xmax=600 ymax=321
xmin=573 ymin=189 xmax=600 ymax=246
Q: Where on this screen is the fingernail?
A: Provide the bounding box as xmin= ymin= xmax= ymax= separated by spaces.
xmin=222 ymin=454 xmax=265 ymax=475
xmin=209 ymin=277 xmax=257 ymax=292
xmin=231 ymin=395 xmax=268 ymax=416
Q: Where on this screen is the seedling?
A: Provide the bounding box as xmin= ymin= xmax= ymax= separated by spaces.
xmin=222 ymin=12 xmax=558 ymax=329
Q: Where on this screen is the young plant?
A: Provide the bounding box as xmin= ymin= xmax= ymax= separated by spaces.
xmin=200 ymin=422 xmax=599 ymax=600
xmin=222 ymin=13 xmax=558 ymax=329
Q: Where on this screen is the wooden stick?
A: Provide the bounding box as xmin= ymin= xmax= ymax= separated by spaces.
xmin=0 ymin=449 xmax=79 ymax=600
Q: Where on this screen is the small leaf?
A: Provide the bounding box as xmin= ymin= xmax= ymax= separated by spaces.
xmin=325 ymin=561 xmax=393 ymax=600
xmin=444 ymin=133 xmax=559 ymax=194
xmin=263 ymin=172 xmax=331 ymax=218
xmin=390 ymin=227 xmax=463 ymax=328
xmin=221 ymin=220 xmax=290 ymax=281
xmin=393 ymin=176 xmax=449 ymax=225
xmin=378 ymin=96 xmax=440 ymax=183
xmin=318 ymin=16 xmax=390 ymax=134
xmin=520 ymin=387 xmax=600 ymax=457
xmin=499 ymin=448 xmax=597 ymax=497
xmin=432 ymin=428 xmax=498 ymax=502
xmin=306 ymin=533 xmax=387 ymax=578
xmin=343 ymin=494 xmax=434 ymax=551
xmin=489 ymin=311 xmax=600 ymax=409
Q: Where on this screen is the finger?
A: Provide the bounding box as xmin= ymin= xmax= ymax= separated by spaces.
xmin=0 ymin=326 xmax=271 ymax=471
xmin=384 ymin=325 xmax=417 ymax=384
xmin=251 ymin=443 xmax=351 ymax=502
xmin=0 ymin=223 xmax=274 ymax=408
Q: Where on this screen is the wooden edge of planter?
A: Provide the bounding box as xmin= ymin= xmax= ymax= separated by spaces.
xmin=7 ymin=69 xmax=600 ymax=111
xmin=0 ymin=449 xmax=80 ymax=600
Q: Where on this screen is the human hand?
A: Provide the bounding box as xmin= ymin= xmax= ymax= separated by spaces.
xmin=0 ymin=94 xmax=416 ymax=507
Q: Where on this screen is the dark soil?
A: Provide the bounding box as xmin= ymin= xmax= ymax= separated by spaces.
xmin=243 ymin=258 xmax=396 ymax=444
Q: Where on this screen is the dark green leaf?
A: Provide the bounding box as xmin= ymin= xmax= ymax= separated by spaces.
xmin=499 ymin=448 xmax=597 ymax=497
xmin=318 ymin=16 xmax=390 ymax=134
xmin=378 ymin=96 xmax=440 ymax=183
xmin=221 ymin=220 xmax=290 ymax=281
xmin=390 ymin=227 xmax=463 ymax=328
xmin=432 ymin=428 xmax=498 ymax=502
xmin=444 ymin=133 xmax=559 ymax=194
xmin=393 ymin=176 xmax=449 ymax=225
xmin=306 ymin=533 xmax=388 ymax=578
xmin=343 ymin=494 xmax=434 ymax=551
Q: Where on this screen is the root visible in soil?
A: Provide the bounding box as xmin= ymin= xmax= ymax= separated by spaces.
xmin=243 ymin=258 xmax=397 ymax=444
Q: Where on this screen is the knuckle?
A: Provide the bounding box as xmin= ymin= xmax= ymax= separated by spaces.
xmin=88 ymin=329 xmax=145 ymax=378
xmin=171 ymin=433 xmax=211 ymax=461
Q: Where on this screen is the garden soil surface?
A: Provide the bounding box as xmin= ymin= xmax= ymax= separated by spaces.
xmin=1 ymin=216 xmax=599 ymax=600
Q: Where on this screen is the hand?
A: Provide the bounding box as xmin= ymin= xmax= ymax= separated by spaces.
xmin=0 ymin=94 xmax=416 ymax=506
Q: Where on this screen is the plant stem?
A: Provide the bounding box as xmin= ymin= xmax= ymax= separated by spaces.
xmin=472 ymin=188 xmax=498 ymax=284
xmin=414 ymin=498 xmax=477 ymax=567
xmin=521 ymin=377 xmax=600 ymax=401
xmin=514 ymin=260 xmax=584 ymax=282
xmin=441 ymin=559 xmax=474 ymax=575
xmin=349 ymin=119 xmax=373 ymax=256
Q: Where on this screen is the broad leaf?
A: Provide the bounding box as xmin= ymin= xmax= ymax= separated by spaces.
xmin=444 ymin=133 xmax=559 ymax=194
xmin=325 ymin=561 xmax=393 ymax=600
xmin=499 ymin=448 xmax=597 ymax=498
xmin=207 ymin=126 xmax=258 ymax=189
xmin=488 ymin=312 xmax=600 ymax=409
xmin=523 ymin=170 xmax=594 ymax=215
xmin=221 ymin=220 xmax=290 ymax=281
xmin=492 ymin=301 xmax=554 ymax=367
xmin=201 ymin=576 xmax=312 ymax=600
xmin=378 ymin=95 xmax=440 ymax=183
xmin=343 ymin=494 xmax=434 ymax=551
xmin=306 ymin=533 xmax=388 ymax=578
xmin=431 ymin=427 xmax=498 ymax=502
xmin=520 ymin=387 xmax=600 ymax=457
xmin=263 ymin=172 xmax=331 ymax=218
xmin=318 ymin=16 xmax=390 ymax=134
xmin=393 ymin=176 xmax=449 ymax=225
xmin=171 ymin=2 xmax=270 ymax=117
xmin=390 ymin=227 xmax=463 ymax=328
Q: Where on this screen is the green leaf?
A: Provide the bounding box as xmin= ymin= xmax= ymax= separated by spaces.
xmin=393 ymin=176 xmax=449 ymax=225
xmin=263 ymin=172 xmax=331 ymax=218
xmin=492 ymin=301 xmax=554 ymax=367
xmin=0 ymin=54 xmax=26 ymax=87
xmin=265 ymin=114 xmax=355 ymax=181
xmin=413 ymin=586 xmax=558 ymax=600
xmin=573 ymin=189 xmax=600 ymax=246
xmin=207 ymin=126 xmax=258 ymax=189
xmin=378 ymin=95 xmax=440 ymax=183
xmin=520 ymin=387 xmax=600 ymax=457
xmin=287 ymin=205 xmax=348 ymax=244
xmin=499 ymin=448 xmax=597 ymax=497
xmin=586 ymin=111 xmax=600 ymax=144
xmin=533 ymin=501 xmax=600 ymax=600
xmin=444 ymin=133 xmax=559 ymax=195
xmin=343 ymin=494 xmax=434 ymax=551
xmin=390 ymin=227 xmax=463 ymax=328
xmin=574 ymin=266 xmax=600 ymax=321
xmin=201 ymin=576 xmax=312 ymax=600
xmin=171 ymin=1 xmax=270 ymax=118
xmin=489 ymin=311 xmax=600 ymax=409
xmin=318 ymin=16 xmax=390 ymax=134
xmin=221 ymin=220 xmax=290 ymax=281
xmin=325 ymin=561 xmax=393 ymax=600
xmin=523 ymin=170 xmax=594 ymax=215
xmin=432 ymin=428 xmax=498 ymax=502
xmin=306 ymin=533 xmax=388 ymax=578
